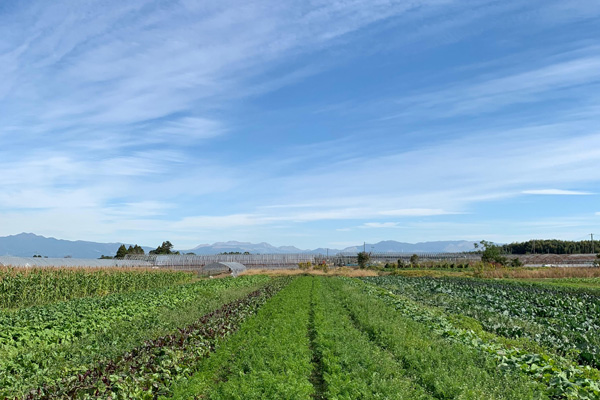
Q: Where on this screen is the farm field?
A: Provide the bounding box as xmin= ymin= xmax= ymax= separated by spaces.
xmin=1 ymin=269 xmax=599 ymax=399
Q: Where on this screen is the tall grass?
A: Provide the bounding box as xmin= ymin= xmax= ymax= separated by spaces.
xmin=0 ymin=266 xmax=195 ymax=309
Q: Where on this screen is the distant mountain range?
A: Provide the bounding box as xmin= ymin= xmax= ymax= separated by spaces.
xmin=0 ymin=233 xmax=475 ymax=258
xmin=184 ymin=240 xmax=475 ymax=255
xmin=0 ymin=233 xmax=153 ymax=259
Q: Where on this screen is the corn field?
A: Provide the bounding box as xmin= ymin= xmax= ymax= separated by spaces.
xmin=0 ymin=267 xmax=195 ymax=309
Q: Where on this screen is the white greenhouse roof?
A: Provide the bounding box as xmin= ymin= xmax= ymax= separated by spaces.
xmin=0 ymin=256 xmax=152 ymax=268
xmin=204 ymin=261 xmax=247 ymax=276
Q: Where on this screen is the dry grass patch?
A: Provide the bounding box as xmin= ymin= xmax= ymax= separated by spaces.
xmin=482 ymin=266 xmax=600 ymax=279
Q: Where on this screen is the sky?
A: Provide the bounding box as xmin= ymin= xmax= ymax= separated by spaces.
xmin=1 ymin=0 xmax=600 ymax=250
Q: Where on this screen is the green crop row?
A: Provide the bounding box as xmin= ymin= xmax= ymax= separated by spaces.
xmin=354 ymin=278 xmax=600 ymax=399
xmin=333 ymin=278 xmax=546 ymax=399
xmin=169 ymin=277 xmax=315 ymax=400
xmin=0 ymin=267 xmax=195 ymax=309
xmin=364 ymin=276 xmax=600 ymax=368
xmin=21 ymin=279 xmax=289 ymax=399
xmin=169 ymin=277 xmax=553 ymax=399
xmin=8 ymin=274 xmax=596 ymax=399
xmin=313 ymin=278 xmax=434 ymax=399
xmin=0 ymin=275 xmax=271 ymax=398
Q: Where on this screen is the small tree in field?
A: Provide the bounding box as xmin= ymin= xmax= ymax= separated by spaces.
xmin=479 ymin=240 xmax=507 ymax=265
xmin=410 ymin=254 xmax=419 ymax=267
xmin=357 ymin=251 xmax=370 ymax=269
xmin=594 ymin=253 xmax=600 ymax=267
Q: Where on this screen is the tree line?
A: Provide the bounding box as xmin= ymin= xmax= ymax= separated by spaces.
xmin=499 ymin=239 xmax=598 ymax=255
xmin=107 ymin=241 xmax=181 ymax=259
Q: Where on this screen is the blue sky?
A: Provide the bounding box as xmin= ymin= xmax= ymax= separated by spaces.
xmin=1 ymin=0 xmax=599 ymax=250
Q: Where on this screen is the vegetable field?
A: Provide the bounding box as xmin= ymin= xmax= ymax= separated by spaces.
xmin=1 ymin=270 xmax=599 ymax=399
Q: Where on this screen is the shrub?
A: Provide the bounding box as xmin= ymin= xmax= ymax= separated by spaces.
xmin=409 ymin=254 xmax=419 ymax=267
xmin=510 ymin=258 xmax=523 ymax=267
xmin=298 ymin=262 xmax=312 ymax=270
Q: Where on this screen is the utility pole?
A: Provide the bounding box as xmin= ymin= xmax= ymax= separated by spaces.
xmin=363 ymin=242 xmax=366 ymax=253
xmin=592 ymin=234 xmax=595 ymax=254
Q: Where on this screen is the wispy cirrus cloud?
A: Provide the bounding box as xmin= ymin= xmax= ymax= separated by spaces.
xmin=0 ymin=0 xmax=463 ymax=148
xmin=2 ymin=0 xmax=600 ymax=249
xmin=381 ymin=51 xmax=600 ymax=121
xmin=522 ymin=189 xmax=593 ymax=195
xmin=362 ymin=222 xmax=401 ymax=228
xmin=380 ymin=209 xmax=457 ymax=217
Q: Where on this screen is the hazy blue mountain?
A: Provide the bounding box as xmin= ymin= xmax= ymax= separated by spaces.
xmin=187 ymin=241 xmax=305 ymax=255
xmin=339 ymin=240 xmax=475 ymax=254
xmin=0 ymin=234 xmax=475 ymax=258
xmin=183 ymin=240 xmax=475 ymax=254
xmin=0 ymin=233 xmax=153 ymax=259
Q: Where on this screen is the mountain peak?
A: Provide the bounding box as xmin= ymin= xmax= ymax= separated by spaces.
xmin=15 ymin=232 xmax=42 ymax=238
xmin=0 ymin=233 xmax=476 ymax=258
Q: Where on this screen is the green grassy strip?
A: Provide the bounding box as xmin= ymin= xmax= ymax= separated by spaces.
xmin=0 ymin=267 xmax=195 ymax=309
xmin=332 ymin=278 xmax=547 ymax=400
xmin=1 ymin=276 xmax=270 ymax=398
xmin=169 ymin=277 xmax=314 ymax=400
xmin=516 ymin=278 xmax=600 ymax=292
xmin=352 ymin=278 xmax=600 ymax=399
xmin=307 ymin=278 xmax=327 ymax=400
xmin=313 ymin=277 xmax=434 ymax=399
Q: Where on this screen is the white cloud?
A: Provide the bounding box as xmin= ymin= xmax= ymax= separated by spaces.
xmin=362 ymin=222 xmax=401 ymax=228
xmin=379 ymin=209 xmax=456 ymax=217
xmin=522 ymin=189 xmax=593 ymax=195
xmin=152 ymin=117 xmax=225 ymax=139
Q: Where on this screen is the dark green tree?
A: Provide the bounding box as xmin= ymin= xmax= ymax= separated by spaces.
xmin=115 ymin=244 xmax=128 ymax=259
xmin=150 ymin=241 xmax=177 ymax=255
xmin=129 ymin=245 xmax=145 ymax=255
xmin=357 ymin=251 xmax=370 ymax=268
xmin=115 ymin=244 xmax=144 ymax=259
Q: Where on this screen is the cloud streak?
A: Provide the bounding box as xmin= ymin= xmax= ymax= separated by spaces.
xmin=382 ymin=51 xmax=600 ymax=121
xmin=522 ymin=189 xmax=594 ymax=195
xmin=1 ymin=0 xmax=600 ymax=248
